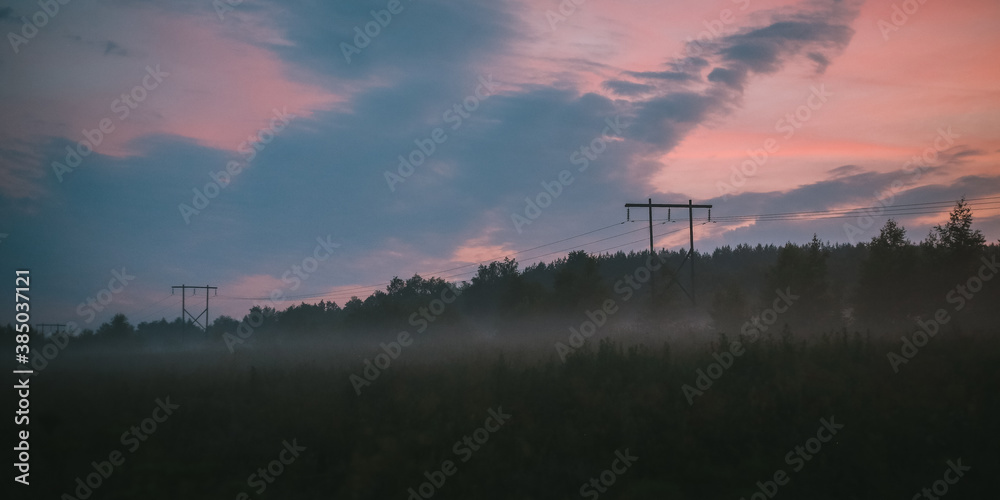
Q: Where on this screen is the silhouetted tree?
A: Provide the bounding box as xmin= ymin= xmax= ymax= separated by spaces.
xmin=97 ymin=313 xmax=134 ymax=340
xmin=921 ymin=197 xmax=988 ymax=292
xmin=927 ymin=197 xmax=986 ymax=255
xmin=466 ymin=257 xmax=526 ymax=314
xmin=766 ymin=235 xmax=835 ymax=329
xmin=552 ymin=251 xmax=605 ymax=310
xmin=210 ymin=315 xmax=239 ymax=338
xmin=857 ymin=219 xmax=918 ymax=326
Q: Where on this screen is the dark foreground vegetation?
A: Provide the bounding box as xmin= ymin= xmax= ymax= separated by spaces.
xmin=18 ymin=326 xmax=1000 ymax=499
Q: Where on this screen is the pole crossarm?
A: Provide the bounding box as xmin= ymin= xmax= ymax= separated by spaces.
xmin=35 ymin=323 xmax=67 ymax=335
xmin=171 ymin=285 xmax=218 ymax=332
xmin=625 ymin=203 xmax=713 ymax=209
xmin=622 ymin=199 xmax=712 ymax=306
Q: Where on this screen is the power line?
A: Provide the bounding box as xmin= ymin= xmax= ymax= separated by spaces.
xmin=293 ymin=224 xmax=695 ymax=304
xmin=716 ymin=206 xmax=1000 ymax=223
xmin=218 ymin=220 xmax=643 ymax=302
xmin=721 ymin=196 xmax=1000 ymax=216
xmin=592 ymin=224 xmax=701 ymax=255
xmin=712 ymin=205 xmax=1000 ymax=223
xmin=731 ymin=194 xmax=1000 ymax=217
xmin=128 ymin=294 xmax=177 ymax=321
xmin=418 ymin=221 xmax=631 ymax=277
xmin=711 ymin=196 xmax=1000 ymax=223
xmin=134 ymin=295 xmax=183 ymax=324
xmin=714 ymin=201 xmax=1000 ymax=220
xmin=194 ymin=195 xmax=1000 ymax=307
xmin=252 ymin=218 xmax=704 ymax=306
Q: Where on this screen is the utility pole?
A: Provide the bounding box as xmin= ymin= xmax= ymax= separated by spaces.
xmin=171 ymin=285 xmax=218 ymax=334
xmin=689 ymin=200 xmax=695 ymax=302
xmin=624 ymin=199 xmax=712 ymax=306
xmin=36 ymin=323 xmax=66 ymax=336
xmin=648 ymin=198 xmax=654 ymax=301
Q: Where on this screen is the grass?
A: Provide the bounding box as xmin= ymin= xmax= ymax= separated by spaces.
xmin=26 ymin=324 xmax=1000 ymax=499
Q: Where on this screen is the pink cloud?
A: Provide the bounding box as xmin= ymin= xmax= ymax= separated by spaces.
xmin=0 ymin=2 xmax=342 ymax=185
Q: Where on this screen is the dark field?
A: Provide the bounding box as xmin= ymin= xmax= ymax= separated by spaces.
xmin=23 ymin=324 xmax=1000 ymax=499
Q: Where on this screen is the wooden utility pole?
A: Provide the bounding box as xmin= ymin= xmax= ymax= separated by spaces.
xmin=648 ymin=198 xmax=654 ymax=298
xmin=36 ymin=323 xmax=66 ymax=336
xmin=171 ymin=285 xmax=218 ymax=333
xmin=689 ymin=200 xmax=695 ymax=301
xmin=624 ymin=199 xmax=712 ymax=306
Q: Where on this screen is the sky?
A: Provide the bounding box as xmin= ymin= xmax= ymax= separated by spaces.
xmin=1 ymin=0 xmax=999 ymax=328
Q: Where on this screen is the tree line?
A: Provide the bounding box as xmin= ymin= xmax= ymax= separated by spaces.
xmin=6 ymin=199 xmax=997 ymax=349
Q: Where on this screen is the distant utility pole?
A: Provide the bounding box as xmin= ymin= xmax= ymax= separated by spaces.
xmin=171 ymin=285 xmax=218 ymax=333
xmin=35 ymin=323 xmax=66 ymax=336
xmin=624 ymin=199 xmax=712 ymax=306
